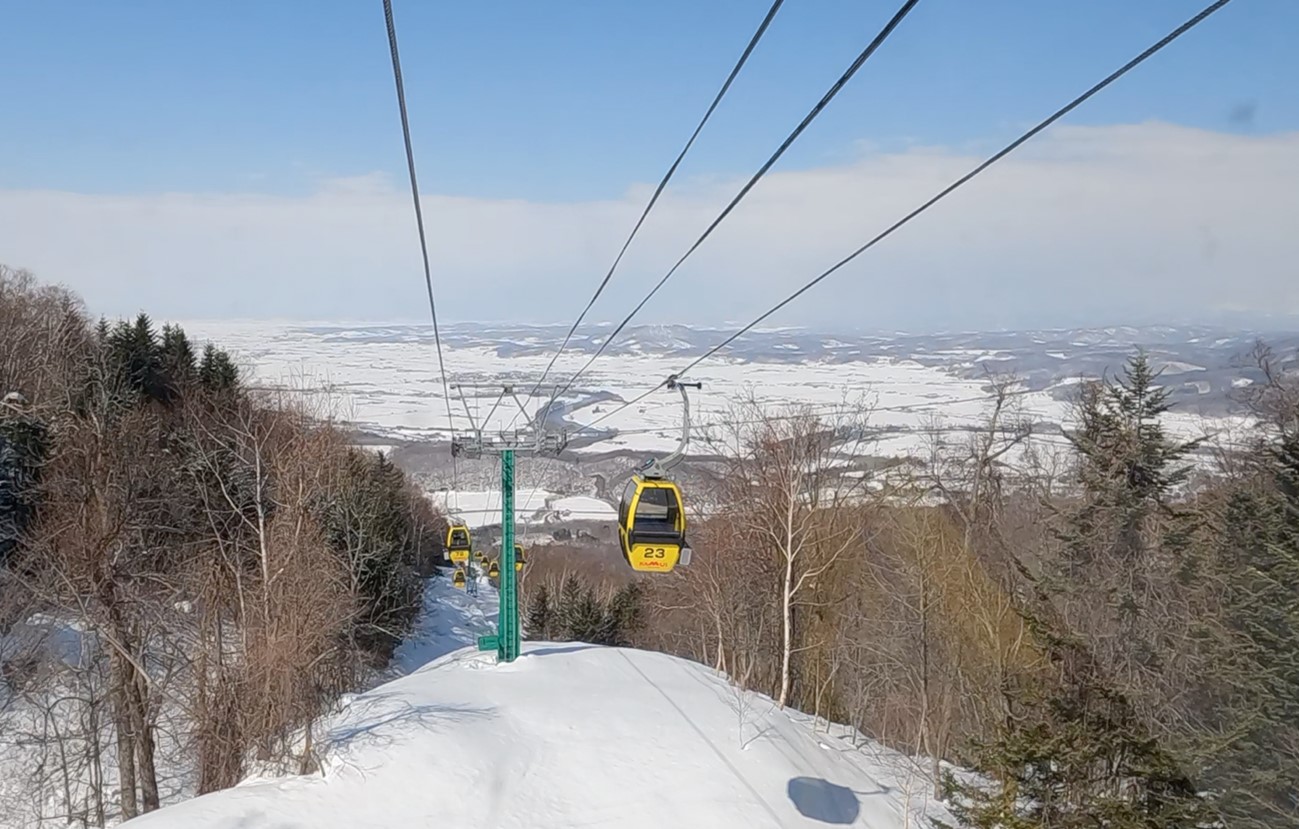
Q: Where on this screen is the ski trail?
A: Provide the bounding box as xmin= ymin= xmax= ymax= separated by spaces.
xmin=616 ymin=650 xmax=785 ymax=828
xmin=389 ymin=568 xmax=499 ymax=676
xmin=646 ymin=647 xmax=909 ymax=827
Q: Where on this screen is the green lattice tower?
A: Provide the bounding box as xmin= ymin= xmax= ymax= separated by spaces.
xmin=477 ymin=448 xmax=520 ymax=662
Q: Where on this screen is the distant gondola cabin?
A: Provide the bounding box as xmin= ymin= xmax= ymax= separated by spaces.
xmin=446 ymin=524 xmax=472 ymax=564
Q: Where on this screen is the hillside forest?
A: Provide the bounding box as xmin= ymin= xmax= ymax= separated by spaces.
xmin=0 ymin=266 xmax=445 ymax=825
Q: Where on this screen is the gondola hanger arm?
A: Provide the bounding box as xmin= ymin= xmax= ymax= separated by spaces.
xmin=639 ymin=375 xmax=701 ymax=478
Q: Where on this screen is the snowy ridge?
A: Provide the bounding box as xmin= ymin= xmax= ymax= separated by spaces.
xmin=127 ymin=575 xmax=954 ymax=828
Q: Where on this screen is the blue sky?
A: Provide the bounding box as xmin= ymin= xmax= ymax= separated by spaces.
xmin=1 ymin=0 xmax=1296 ymax=328
xmin=3 ymin=0 xmax=1291 ymax=200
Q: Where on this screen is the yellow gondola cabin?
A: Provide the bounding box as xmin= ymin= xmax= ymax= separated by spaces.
xmin=513 ymin=543 xmax=527 ymax=572
xmin=487 ymin=559 xmax=501 ymax=579
xmin=451 ymin=567 xmax=467 ymax=589
xmin=618 ymin=476 xmax=689 ymax=573
xmin=445 ymin=524 xmax=472 ymax=564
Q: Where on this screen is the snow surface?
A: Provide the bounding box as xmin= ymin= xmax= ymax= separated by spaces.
xmin=351 ymin=443 xmax=398 ymax=455
xmin=1 ymin=615 xmax=197 ymax=829
xmin=388 ymin=571 xmax=500 ymax=677
xmin=1154 ymin=360 xmax=1205 ymax=375
xmin=547 ymin=495 xmax=618 ymax=522
xmin=127 ymin=572 xmax=952 ymax=829
xmin=427 ymin=489 xmax=560 ymax=529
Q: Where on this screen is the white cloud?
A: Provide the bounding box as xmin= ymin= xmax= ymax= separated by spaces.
xmin=1 ymin=122 xmax=1295 ymax=331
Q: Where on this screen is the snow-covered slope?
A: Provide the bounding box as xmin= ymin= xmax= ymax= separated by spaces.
xmin=128 ymin=644 xmax=949 ymax=828
xmin=124 ymin=574 xmax=951 ymax=828
xmin=387 ymin=570 xmax=499 ymax=676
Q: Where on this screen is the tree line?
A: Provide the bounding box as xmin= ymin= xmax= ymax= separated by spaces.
xmin=0 ymin=265 xmax=445 ymax=825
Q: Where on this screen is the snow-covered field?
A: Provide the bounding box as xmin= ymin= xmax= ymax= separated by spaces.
xmin=549 ymin=495 xmax=618 ymax=522
xmin=127 ymin=572 xmax=955 ymax=829
xmin=427 ymin=488 xmax=560 ymax=529
xmin=180 ymin=320 xmax=1250 ymax=462
xmin=423 ymin=491 xmax=618 ymax=530
xmin=170 ymin=321 xmax=1260 ymax=532
xmin=169 ymin=322 xmax=1031 ymax=454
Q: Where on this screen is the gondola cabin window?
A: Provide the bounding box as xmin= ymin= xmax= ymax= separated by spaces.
xmin=636 ymin=486 xmax=677 ymax=527
xmin=619 ymin=479 xmax=634 ymax=527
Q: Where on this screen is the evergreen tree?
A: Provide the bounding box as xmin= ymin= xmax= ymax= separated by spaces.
xmin=524 ymin=584 xmax=552 ymax=640
xmin=314 ymin=449 xmax=424 ymax=656
xmin=1199 ymin=430 xmax=1299 ymax=826
xmin=1056 ymin=351 xmax=1204 ymax=643
xmin=198 ymin=344 xmax=218 ymax=389
xmin=198 ymin=343 xmax=240 ymax=393
xmin=0 ymin=401 xmax=49 ymax=564
xmin=159 ymin=323 xmax=197 ymax=398
xmin=549 ymin=574 xmax=606 ymax=642
xmin=106 ymin=313 xmax=168 ymax=402
xmin=1063 ymin=352 xmax=1200 ymax=566
xmin=537 ymin=577 xmax=645 ymax=645
xmin=554 ymin=574 xmax=583 ymax=638
xmin=949 ymin=351 xmax=1212 ymax=827
xmin=596 ymin=582 xmax=645 ymax=646
xmin=0 ymin=434 xmax=20 ymax=560
xmin=567 ymin=585 xmax=605 ymax=642
xmin=943 ymin=674 xmax=1210 ymax=829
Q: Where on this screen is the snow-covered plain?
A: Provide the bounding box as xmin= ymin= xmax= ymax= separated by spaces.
xmin=427 ymin=488 xmax=561 ymax=529
xmin=422 ymin=491 xmax=617 ymax=530
xmin=549 ymin=495 xmax=618 ymax=522
xmin=165 ymin=320 xmax=1262 ymax=543
xmin=179 ymin=320 xmax=1250 ymax=462
xmin=170 ymin=322 xmax=1037 ymax=455
xmin=127 ymin=573 xmax=954 ymax=829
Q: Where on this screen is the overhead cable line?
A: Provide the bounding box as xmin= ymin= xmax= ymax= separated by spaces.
xmin=670 ymin=0 xmax=1234 ymax=380
xmin=569 ymin=383 xmax=1048 ymax=439
xmin=514 ymin=0 xmax=789 ymax=426
xmin=562 ymin=0 xmax=1232 ymax=437
xmin=546 ymin=0 xmax=923 ymax=407
xmin=381 ymin=0 xmax=460 ymax=484
xmin=582 ymin=405 xmax=1032 ymax=438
